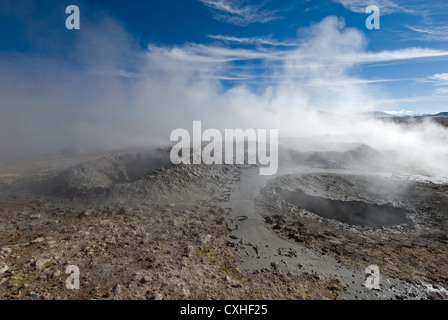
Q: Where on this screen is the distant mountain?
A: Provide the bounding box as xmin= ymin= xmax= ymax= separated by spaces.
xmin=358 ymin=111 xmax=395 ymax=118
xmin=319 ymin=110 xmax=447 ymax=127
xmin=431 ymin=112 xmax=448 ymax=117
xmin=367 ymin=111 xmax=448 ymax=128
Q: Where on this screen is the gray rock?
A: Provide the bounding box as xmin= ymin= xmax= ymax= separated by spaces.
xmin=31 ymin=237 xmax=45 ymax=244
xmin=1 ymin=247 xmax=12 ymax=255
xmin=151 ymin=293 xmax=163 ymax=300
xmin=113 ymin=284 xmax=122 ymax=295
xmin=117 ymin=208 xmax=131 ymax=215
xmin=0 ymin=263 xmax=9 ymax=274
xmin=140 ymin=276 xmax=151 ymax=284
xmin=35 ymin=259 xmax=51 ymax=270
xmin=52 ymin=270 xmax=61 ymax=278
xmin=26 ymin=291 xmax=43 ymax=300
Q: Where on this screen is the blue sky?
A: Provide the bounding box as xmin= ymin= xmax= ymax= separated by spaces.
xmin=0 ymin=0 xmax=447 ymax=117
xmin=103 ymin=0 xmax=448 ymax=114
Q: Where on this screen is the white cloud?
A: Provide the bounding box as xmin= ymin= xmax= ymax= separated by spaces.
xmin=376 ymin=97 xmax=425 ymax=104
xmin=384 ymin=109 xmax=414 ymax=115
xmin=208 ymin=34 xmax=297 ymax=46
xmin=430 ymin=73 xmax=448 ymax=82
xmin=407 ymin=25 xmax=448 ymax=41
xmin=436 ymin=88 xmax=448 ymax=94
xmin=161 ymin=23 xmax=448 ymax=82
xmin=429 ymin=73 xmax=448 ymax=96
xmin=199 ymin=0 xmax=280 ymax=26
xmin=152 ymin=41 xmax=438 ymax=83
xmin=346 ymin=48 xmax=448 ymax=63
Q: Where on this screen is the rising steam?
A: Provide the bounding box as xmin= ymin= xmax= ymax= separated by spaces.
xmin=0 ymin=5 xmax=446 ymax=179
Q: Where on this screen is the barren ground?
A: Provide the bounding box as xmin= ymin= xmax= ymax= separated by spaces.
xmin=0 ymin=145 xmax=447 ymax=300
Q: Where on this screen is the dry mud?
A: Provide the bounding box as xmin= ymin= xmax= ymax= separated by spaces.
xmin=0 ymin=144 xmax=447 ymax=300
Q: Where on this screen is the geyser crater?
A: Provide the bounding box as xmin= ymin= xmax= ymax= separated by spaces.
xmin=279 ymin=189 xmax=410 ymax=228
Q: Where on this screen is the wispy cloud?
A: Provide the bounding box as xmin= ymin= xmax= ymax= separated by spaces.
xmin=199 ymin=0 xmax=281 ymax=26
xmin=345 ymin=48 xmax=448 ymax=63
xmin=376 ymin=96 xmax=425 ymax=104
xmin=407 ymin=25 xmax=448 ymax=41
xmin=428 ymin=73 xmax=448 ymax=95
xmin=208 ymin=34 xmax=297 ymax=46
xmin=147 ymin=37 xmax=448 ymax=82
xmin=430 ymin=73 xmax=448 ymax=82
xmin=436 ymin=88 xmax=448 ymax=94
xmin=332 ymin=0 xmax=412 ymax=15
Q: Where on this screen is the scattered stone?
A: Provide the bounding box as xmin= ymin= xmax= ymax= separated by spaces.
xmin=77 ymin=210 xmax=93 ymax=219
xmin=270 ymin=261 xmax=279 ymax=270
xmin=140 ymin=276 xmax=151 ymax=284
xmin=117 ymin=208 xmax=129 ymax=215
xmin=184 ymin=245 xmax=194 ymax=257
xmin=167 ymin=219 xmax=177 ymax=227
xmin=200 ymin=234 xmax=212 ymax=244
xmin=31 ymin=237 xmax=45 ymax=244
xmin=150 ymin=293 xmax=163 ymax=300
xmin=0 ymin=264 xmax=9 ymax=274
xmin=113 ymin=284 xmax=122 ymax=295
xmin=35 ymin=259 xmax=51 ymax=271
xmin=26 ymin=292 xmax=43 ymax=300
xmin=52 ymin=270 xmax=61 ymax=278
xmin=1 ymin=247 xmax=12 ymax=254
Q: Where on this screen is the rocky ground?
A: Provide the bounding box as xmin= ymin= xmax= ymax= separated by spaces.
xmin=259 ymin=173 xmax=448 ymax=298
xmin=0 ymin=150 xmax=343 ymax=300
xmin=0 ymin=145 xmax=447 ymax=300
